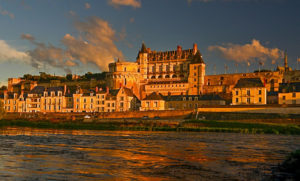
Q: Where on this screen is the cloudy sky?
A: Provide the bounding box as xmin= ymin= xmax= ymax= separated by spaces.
xmin=0 ymin=0 xmax=299 ymax=85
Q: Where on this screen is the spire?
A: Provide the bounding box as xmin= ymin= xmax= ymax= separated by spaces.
xmin=192 ymin=50 xmax=204 ymax=64
xmin=140 ymin=42 xmax=147 ymax=53
xmin=284 ymin=50 xmax=288 ymax=70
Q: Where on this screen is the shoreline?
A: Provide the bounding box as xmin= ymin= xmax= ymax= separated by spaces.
xmin=1 ymin=118 xmax=300 ymax=135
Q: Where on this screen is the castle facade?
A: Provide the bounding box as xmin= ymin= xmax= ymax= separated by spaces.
xmin=107 ymin=43 xmax=206 ymax=99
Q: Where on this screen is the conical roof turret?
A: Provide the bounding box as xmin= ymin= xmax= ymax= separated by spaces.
xmin=192 ymin=50 xmax=204 ymax=64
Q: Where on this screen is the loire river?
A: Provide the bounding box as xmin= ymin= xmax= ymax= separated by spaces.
xmin=0 ymin=127 xmax=299 ymax=180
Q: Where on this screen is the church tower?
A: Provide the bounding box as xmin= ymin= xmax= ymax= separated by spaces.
xmin=284 ymin=50 xmax=292 ymax=72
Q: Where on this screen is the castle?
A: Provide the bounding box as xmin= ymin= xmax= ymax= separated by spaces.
xmin=107 ymin=43 xmax=206 ymax=99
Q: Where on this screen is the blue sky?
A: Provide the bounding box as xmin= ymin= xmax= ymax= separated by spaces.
xmin=0 ymin=0 xmax=299 ymax=85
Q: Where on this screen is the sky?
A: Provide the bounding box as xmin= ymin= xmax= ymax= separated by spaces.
xmin=0 ymin=0 xmax=299 ymax=85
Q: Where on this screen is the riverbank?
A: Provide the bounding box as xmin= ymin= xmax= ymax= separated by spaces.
xmin=1 ymin=118 xmax=300 ymax=135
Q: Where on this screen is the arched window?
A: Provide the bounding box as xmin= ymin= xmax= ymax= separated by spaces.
xmin=165 ymin=75 xmax=170 ymax=78
xmin=158 ymin=75 xmax=162 ymax=79
xmin=180 ymin=74 xmax=184 ymax=78
xmin=172 ymin=75 xmax=177 ymax=78
xmin=151 ymin=76 xmax=155 ymax=79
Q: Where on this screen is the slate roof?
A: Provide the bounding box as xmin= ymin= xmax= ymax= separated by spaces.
xmin=163 ymin=94 xmax=224 ymax=101
xmin=191 ymin=50 xmax=205 ymax=64
xmin=279 ymin=82 xmax=300 ymax=93
xmin=234 ymin=78 xmax=264 ymax=88
xmin=46 ymin=86 xmax=64 ymax=93
xmin=143 ymin=92 xmax=164 ymax=100
xmin=29 ymin=86 xmax=45 ymax=94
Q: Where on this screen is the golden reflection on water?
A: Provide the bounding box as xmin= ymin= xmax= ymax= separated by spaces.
xmin=0 ymin=127 xmax=299 ymax=180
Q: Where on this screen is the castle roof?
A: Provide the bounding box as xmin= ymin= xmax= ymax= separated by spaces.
xmin=234 ymin=78 xmax=264 ymax=88
xmin=29 ymin=86 xmax=45 ymax=94
xmin=191 ymin=50 xmax=204 ymax=64
xmin=143 ymin=92 xmax=164 ymax=101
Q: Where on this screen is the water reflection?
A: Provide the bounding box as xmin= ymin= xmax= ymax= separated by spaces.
xmin=0 ymin=127 xmax=300 ymax=180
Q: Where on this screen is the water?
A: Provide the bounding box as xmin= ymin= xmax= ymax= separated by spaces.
xmin=0 ymin=127 xmax=299 ymax=180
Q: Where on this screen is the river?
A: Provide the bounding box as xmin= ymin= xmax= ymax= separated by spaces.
xmin=0 ymin=127 xmax=299 ymax=180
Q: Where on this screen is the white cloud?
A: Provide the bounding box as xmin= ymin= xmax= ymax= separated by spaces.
xmin=108 ymin=0 xmax=141 ymax=8
xmin=21 ymin=17 xmax=124 ymax=73
xmin=208 ymin=39 xmax=283 ymax=63
xmin=0 ymin=40 xmax=30 ymax=63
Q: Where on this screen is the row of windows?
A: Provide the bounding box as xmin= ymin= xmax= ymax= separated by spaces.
xmin=235 ymin=90 xmax=262 ymax=96
xmin=149 ymin=84 xmax=187 ymax=88
xmin=235 ymin=97 xmax=262 ymax=103
xmin=149 ymin=74 xmax=185 ymax=79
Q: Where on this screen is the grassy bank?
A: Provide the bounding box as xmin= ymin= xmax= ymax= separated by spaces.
xmin=0 ymin=119 xmax=300 ymax=135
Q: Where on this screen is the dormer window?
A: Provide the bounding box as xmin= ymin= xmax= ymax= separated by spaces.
xmin=58 ymin=92 xmax=62 ymax=97
xmin=183 ymin=97 xmax=186 ymax=101
xmin=189 ymin=97 xmax=193 ymax=101
xmin=44 ymin=92 xmax=48 ymax=97
xmin=51 ymin=92 xmax=55 ymax=97
xmin=195 ymin=97 xmax=198 ymax=101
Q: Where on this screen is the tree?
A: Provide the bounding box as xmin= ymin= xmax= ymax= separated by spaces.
xmin=66 ymin=74 xmax=73 ymax=81
xmin=0 ymin=100 xmax=5 ymax=120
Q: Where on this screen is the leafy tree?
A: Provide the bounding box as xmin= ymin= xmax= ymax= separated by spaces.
xmin=0 ymin=100 xmax=5 ymax=120
xmin=0 ymin=86 xmax=7 ymax=90
xmin=66 ymin=74 xmax=73 ymax=81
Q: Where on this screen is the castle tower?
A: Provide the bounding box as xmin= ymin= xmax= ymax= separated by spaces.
xmin=188 ymin=50 xmax=206 ymax=95
xmin=284 ymin=51 xmax=288 ymax=72
xmin=136 ymin=43 xmax=149 ymax=80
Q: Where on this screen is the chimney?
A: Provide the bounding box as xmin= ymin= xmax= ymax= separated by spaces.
xmin=147 ymin=48 xmax=151 ymax=53
xmin=177 ymin=45 xmax=182 ymax=53
xmin=64 ymin=84 xmax=67 ymax=95
xmin=4 ymin=90 xmax=7 ymax=98
xmin=95 ymin=86 xmax=99 ymax=93
xmin=106 ymin=87 xmax=109 ymax=94
xmin=193 ymin=43 xmax=198 ymax=55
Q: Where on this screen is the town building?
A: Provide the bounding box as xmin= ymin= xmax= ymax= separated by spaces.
xmin=141 ymin=92 xmax=165 ymax=111
xmin=232 ymin=78 xmax=267 ymax=105
xmin=140 ymin=92 xmax=225 ymax=111
xmin=278 ymin=82 xmax=300 ymax=105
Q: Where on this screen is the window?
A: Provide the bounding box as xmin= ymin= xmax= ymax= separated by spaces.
xmin=236 ymin=90 xmax=239 ymax=95
xmin=293 ymin=92 xmax=296 ymax=97
xmin=112 ymin=103 xmax=115 ymax=107
xmin=107 ymin=103 xmax=110 ymax=107
xmin=292 ymin=100 xmax=296 ymax=104
xmin=247 ymin=90 xmax=250 ymax=96
xmin=146 ymin=102 xmax=150 ymax=108
xmin=91 ymin=98 xmax=93 ymax=103
xmin=120 ymin=102 xmax=124 ymax=107
xmin=259 ymin=97 xmax=262 ymax=103
xmin=189 ymin=97 xmax=193 ymax=101
xmin=124 ymin=67 xmax=126 ymax=72
xmin=84 ymin=98 xmax=86 ymax=103
xmin=120 ymin=96 xmax=124 ymax=101
xmin=154 ymin=101 xmax=158 ymax=107
xmin=283 ymin=96 xmax=286 ymax=100
xmin=236 ymin=98 xmax=239 ymax=103
xmin=183 ymin=97 xmax=186 ymax=101
xmin=195 ymin=97 xmax=198 ymax=101
xmin=259 ymin=90 xmax=262 ymax=95
xmin=247 ymin=98 xmax=251 ymax=103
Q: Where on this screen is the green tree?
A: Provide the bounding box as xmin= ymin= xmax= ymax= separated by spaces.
xmin=0 ymin=100 xmax=5 ymax=120
xmin=66 ymin=74 xmax=73 ymax=81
